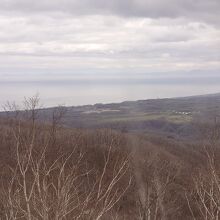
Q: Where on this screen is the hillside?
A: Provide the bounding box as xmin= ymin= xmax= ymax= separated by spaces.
xmin=0 ymin=94 xmax=220 ymax=219
xmin=17 ymin=93 xmax=220 ymax=139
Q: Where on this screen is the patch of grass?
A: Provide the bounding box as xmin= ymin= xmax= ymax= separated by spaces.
xmin=99 ymin=112 xmax=192 ymax=124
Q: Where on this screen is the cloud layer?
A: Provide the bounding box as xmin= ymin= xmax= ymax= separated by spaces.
xmin=1 ymin=0 xmax=220 ymax=24
xmin=0 ymin=0 xmax=219 ymax=77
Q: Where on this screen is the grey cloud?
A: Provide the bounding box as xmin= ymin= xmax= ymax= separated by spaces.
xmin=0 ymin=1 xmax=219 ymax=76
xmin=1 ymin=0 xmax=220 ymax=24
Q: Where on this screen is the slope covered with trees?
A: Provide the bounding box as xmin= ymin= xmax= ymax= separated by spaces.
xmin=0 ymin=96 xmax=220 ymax=220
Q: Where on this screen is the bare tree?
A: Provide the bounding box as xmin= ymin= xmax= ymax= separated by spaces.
xmin=131 ymin=137 xmax=181 ymax=220
xmin=187 ymin=145 xmax=220 ymax=220
xmin=0 ymin=96 xmax=132 ymax=220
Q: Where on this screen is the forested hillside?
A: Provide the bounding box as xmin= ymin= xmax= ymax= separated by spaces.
xmin=0 ymin=96 xmax=220 ymax=219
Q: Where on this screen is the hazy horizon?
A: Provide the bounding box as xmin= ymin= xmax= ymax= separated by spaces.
xmin=1 ymin=71 xmax=220 ymax=109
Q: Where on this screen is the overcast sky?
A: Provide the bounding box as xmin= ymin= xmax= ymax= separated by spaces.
xmin=0 ymin=0 xmax=219 ymax=80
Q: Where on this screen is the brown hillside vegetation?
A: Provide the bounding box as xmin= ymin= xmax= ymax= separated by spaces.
xmin=0 ymin=98 xmax=220 ymax=220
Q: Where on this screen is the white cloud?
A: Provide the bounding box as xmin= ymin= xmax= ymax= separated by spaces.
xmin=0 ymin=1 xmax=219 ymax=77
xmin=0 ymin=14 xmax=220 ymax=75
